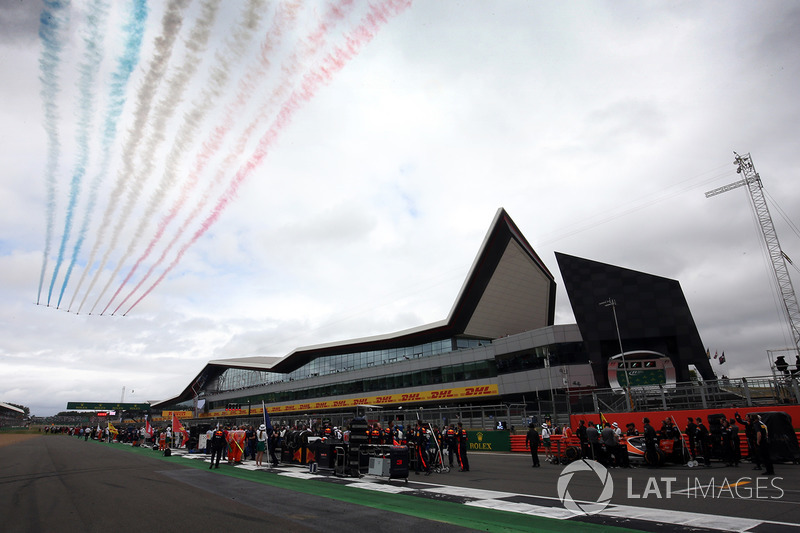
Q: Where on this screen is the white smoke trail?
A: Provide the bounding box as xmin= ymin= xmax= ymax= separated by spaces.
xmin=111 ymin=0 xmax=309 ymax=313
xmin=87 ymin=0 xmax=222 ymax=315
xmin=63 ymin=0 xmax=149 ymax=312
xmin=123 ymin=0 xmax=413 ymax=314
xmin=74 ymin=0 xmax=191 ymax=314
xmin=102 ymin=0 xmax=267 ymax=314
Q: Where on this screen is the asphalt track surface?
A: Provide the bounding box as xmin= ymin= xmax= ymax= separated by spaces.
xmin=3 ymin=435 xmax=800 ymax=533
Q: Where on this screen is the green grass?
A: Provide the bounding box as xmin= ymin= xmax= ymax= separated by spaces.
xmin=106 ymin=441 xmax=639 ymax=533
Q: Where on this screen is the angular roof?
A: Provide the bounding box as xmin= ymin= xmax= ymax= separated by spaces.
xmin=0 ymin=402 xmax=25 ymax=414
xmin=268 ymin=207 xmax=555 ymax=373
xmin=154 ymin=208 xmax=555 ymax=407
xmin=452 ymin=208 xmax=556 ymax=339
xmin=205 ymin=356 xmax=283 ymax=371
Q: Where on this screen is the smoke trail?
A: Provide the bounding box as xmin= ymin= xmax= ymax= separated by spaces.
xmin=75 ymin=0 xmax=190 ymax=314
xmin=47 ymin=0 xmax=109 ymax=308
xmin=104 ymin=0 xmax=268 ymax=314
xmin=124 ymin=0 xmax=412 ymax=315
xmin=36 ymin=0 xmax=71 ymax=305
xmin=61 ymin=0 xmax=149 ymax=312
xmin=90 ymin=0 xmax=222 ymax=315
xmin=90 ymin=0 xmax=221 ymax=315
xmin=110 ymin=0 xmax=309 ymax=314
xmin=112 ymin=0 xmax=350 ymax=314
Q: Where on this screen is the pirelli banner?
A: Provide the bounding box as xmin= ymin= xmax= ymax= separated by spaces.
xmin=201 ymin=384 xmax=499 ymax=417
xmin=160 ymin=410 xmax=193 ymax=419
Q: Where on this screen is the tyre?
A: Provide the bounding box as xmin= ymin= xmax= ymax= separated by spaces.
xmin=644 ymin=449 xmax=665 ymax=467
xmin=565 ymin=446 xmax=581 ymax=461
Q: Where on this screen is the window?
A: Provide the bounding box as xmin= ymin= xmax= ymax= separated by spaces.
xmin=463 ymin=362 xmax=478 ymax=380
xmin=441 ymin=366 xmax=454 ymax=383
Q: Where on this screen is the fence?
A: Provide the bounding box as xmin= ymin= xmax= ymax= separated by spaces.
xmin=201 ymin=403 xmax=534 ymax=432
xmin=187 ymin=375 xmax=800 ymax=432
xmin=582 ymin=375 xmax=800 ymax=417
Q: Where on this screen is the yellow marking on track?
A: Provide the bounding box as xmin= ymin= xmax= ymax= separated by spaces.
xmin=719 ymin=480 xmax=751 ymax=489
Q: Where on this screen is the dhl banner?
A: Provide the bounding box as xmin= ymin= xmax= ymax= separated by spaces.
xmin=200 ymin=384 xmax=499 ymax=417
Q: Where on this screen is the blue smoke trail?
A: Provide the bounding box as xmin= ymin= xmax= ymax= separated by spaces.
xmin=108 ymin=0 xmax=265 ymax=315
xmin=97 ymin=0 xmax=222 ymax=315
xmin=48 ymin=0 xmax=109 ymax=308
xmin=77 ymin=0 xmax=189 ymax=315
xmin=36 ymin=0 xmax=71 ymax=305
xmin=61 ymin=0 xmax=149 ymax=311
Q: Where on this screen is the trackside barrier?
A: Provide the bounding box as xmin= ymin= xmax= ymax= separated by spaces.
xmin=510 ymin=432 xmax=800 ymax=456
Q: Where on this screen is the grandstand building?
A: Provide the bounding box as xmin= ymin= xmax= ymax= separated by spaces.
xmin=153 ymin=208 xmax=714 ymax=422
xmin=0 ymin=402 xmax=26 ymax=427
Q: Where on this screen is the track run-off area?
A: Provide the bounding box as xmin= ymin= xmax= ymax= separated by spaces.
xmin=4 ymin=434 xmax=800 ymax=532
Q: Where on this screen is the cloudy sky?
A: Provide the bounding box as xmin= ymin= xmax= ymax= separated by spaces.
xmin=1 ymin=0 xmax=799 ymax=417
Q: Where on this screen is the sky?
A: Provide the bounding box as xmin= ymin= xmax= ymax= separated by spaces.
xmin=1 ymin=0 xmax=799 ymax=417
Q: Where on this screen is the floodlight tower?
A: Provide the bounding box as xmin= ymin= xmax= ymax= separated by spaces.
xmin=705 ymin=152 xmax=800 ymax=358
xmin=600 ymin=298 xmax=632 ymax=411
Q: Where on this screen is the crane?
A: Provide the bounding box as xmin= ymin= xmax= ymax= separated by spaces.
xmin=705 ymin=152 xmax=800 ymax=359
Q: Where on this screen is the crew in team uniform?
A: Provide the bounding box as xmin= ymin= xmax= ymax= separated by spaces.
xmin=414 ymin=421 xmax=431 ymax=475
xmin=445 ymin=424 xmax=457 ymax=467
xmin=369 ymin=423 xmax=382 ymax=444
xmin=383 ymin=422 xmax=399 ymax=445
xmin=209 ymin=427 xmax=226 ymax=469
xmin=457 ymin=422 xmax=470 ymax=472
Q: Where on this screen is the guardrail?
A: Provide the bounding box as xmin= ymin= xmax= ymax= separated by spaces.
xmin=570 ymin=375 xmax=800 ymax=416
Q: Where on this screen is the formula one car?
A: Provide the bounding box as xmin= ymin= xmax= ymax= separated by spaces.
xmin=625 ymin=436 xmax=690 ymax=467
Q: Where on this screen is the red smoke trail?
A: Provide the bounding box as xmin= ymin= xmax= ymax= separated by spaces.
xmin=74 ymin=0 xmax=190 ymax=315
xmin=122 ymin=0 xmax=411 ymax=315
xmin=101 ymin=0 xmax=268 ymax=314
xmin=96 ymin=0 xmax=223 ymax=315
xmin=111 ymin=0 xmax=359 ymax=314
xmin=108 ymin=1 xmax=308 ymax=316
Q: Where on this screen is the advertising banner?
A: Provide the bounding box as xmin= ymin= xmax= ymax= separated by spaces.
xmin=67 ymin=402 xmax=149 ymax=411
xmin=467 ymin=430 xmax=511 ymax=452
xmin=205 ymin=384 xmax=500 ymax=417
xmin=161 ymin=410 xmax=193 ymax=419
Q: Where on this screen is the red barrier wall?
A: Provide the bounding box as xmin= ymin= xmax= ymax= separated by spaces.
xmin=510 ymin=406 xmax=800 ymax=454
xmin=510 ymin=431 xmax=756 ymax=454
xmin=569 ymin=405 xmax=800 ymax=433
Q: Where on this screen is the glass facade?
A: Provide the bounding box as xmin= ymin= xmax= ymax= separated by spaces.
xmin=215 ymin=369 xmax=279 ymax=391
xmin=212 ymin=337 xmax=486 ymax=394
xmin=495 ymin=342 xmax=587 ymax=374
xmin=209 ymin=358 xmax=498 ymax=410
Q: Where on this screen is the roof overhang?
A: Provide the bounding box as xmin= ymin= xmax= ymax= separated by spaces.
xmin=206 ymin=356 xmax=282 ymax=372
xmin=150 ymin=356 xmax=283 ymax=409
xmin=157 ymin=208 xmax=556 ymax=405
xmin=269 ymin=208 xmax=555 ymax=373
xmin=0 ymin=402 xmax=25 ymax=414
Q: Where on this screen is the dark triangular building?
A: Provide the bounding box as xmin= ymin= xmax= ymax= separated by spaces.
xmin=555 ymin=252 xmax=715 ymax=385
